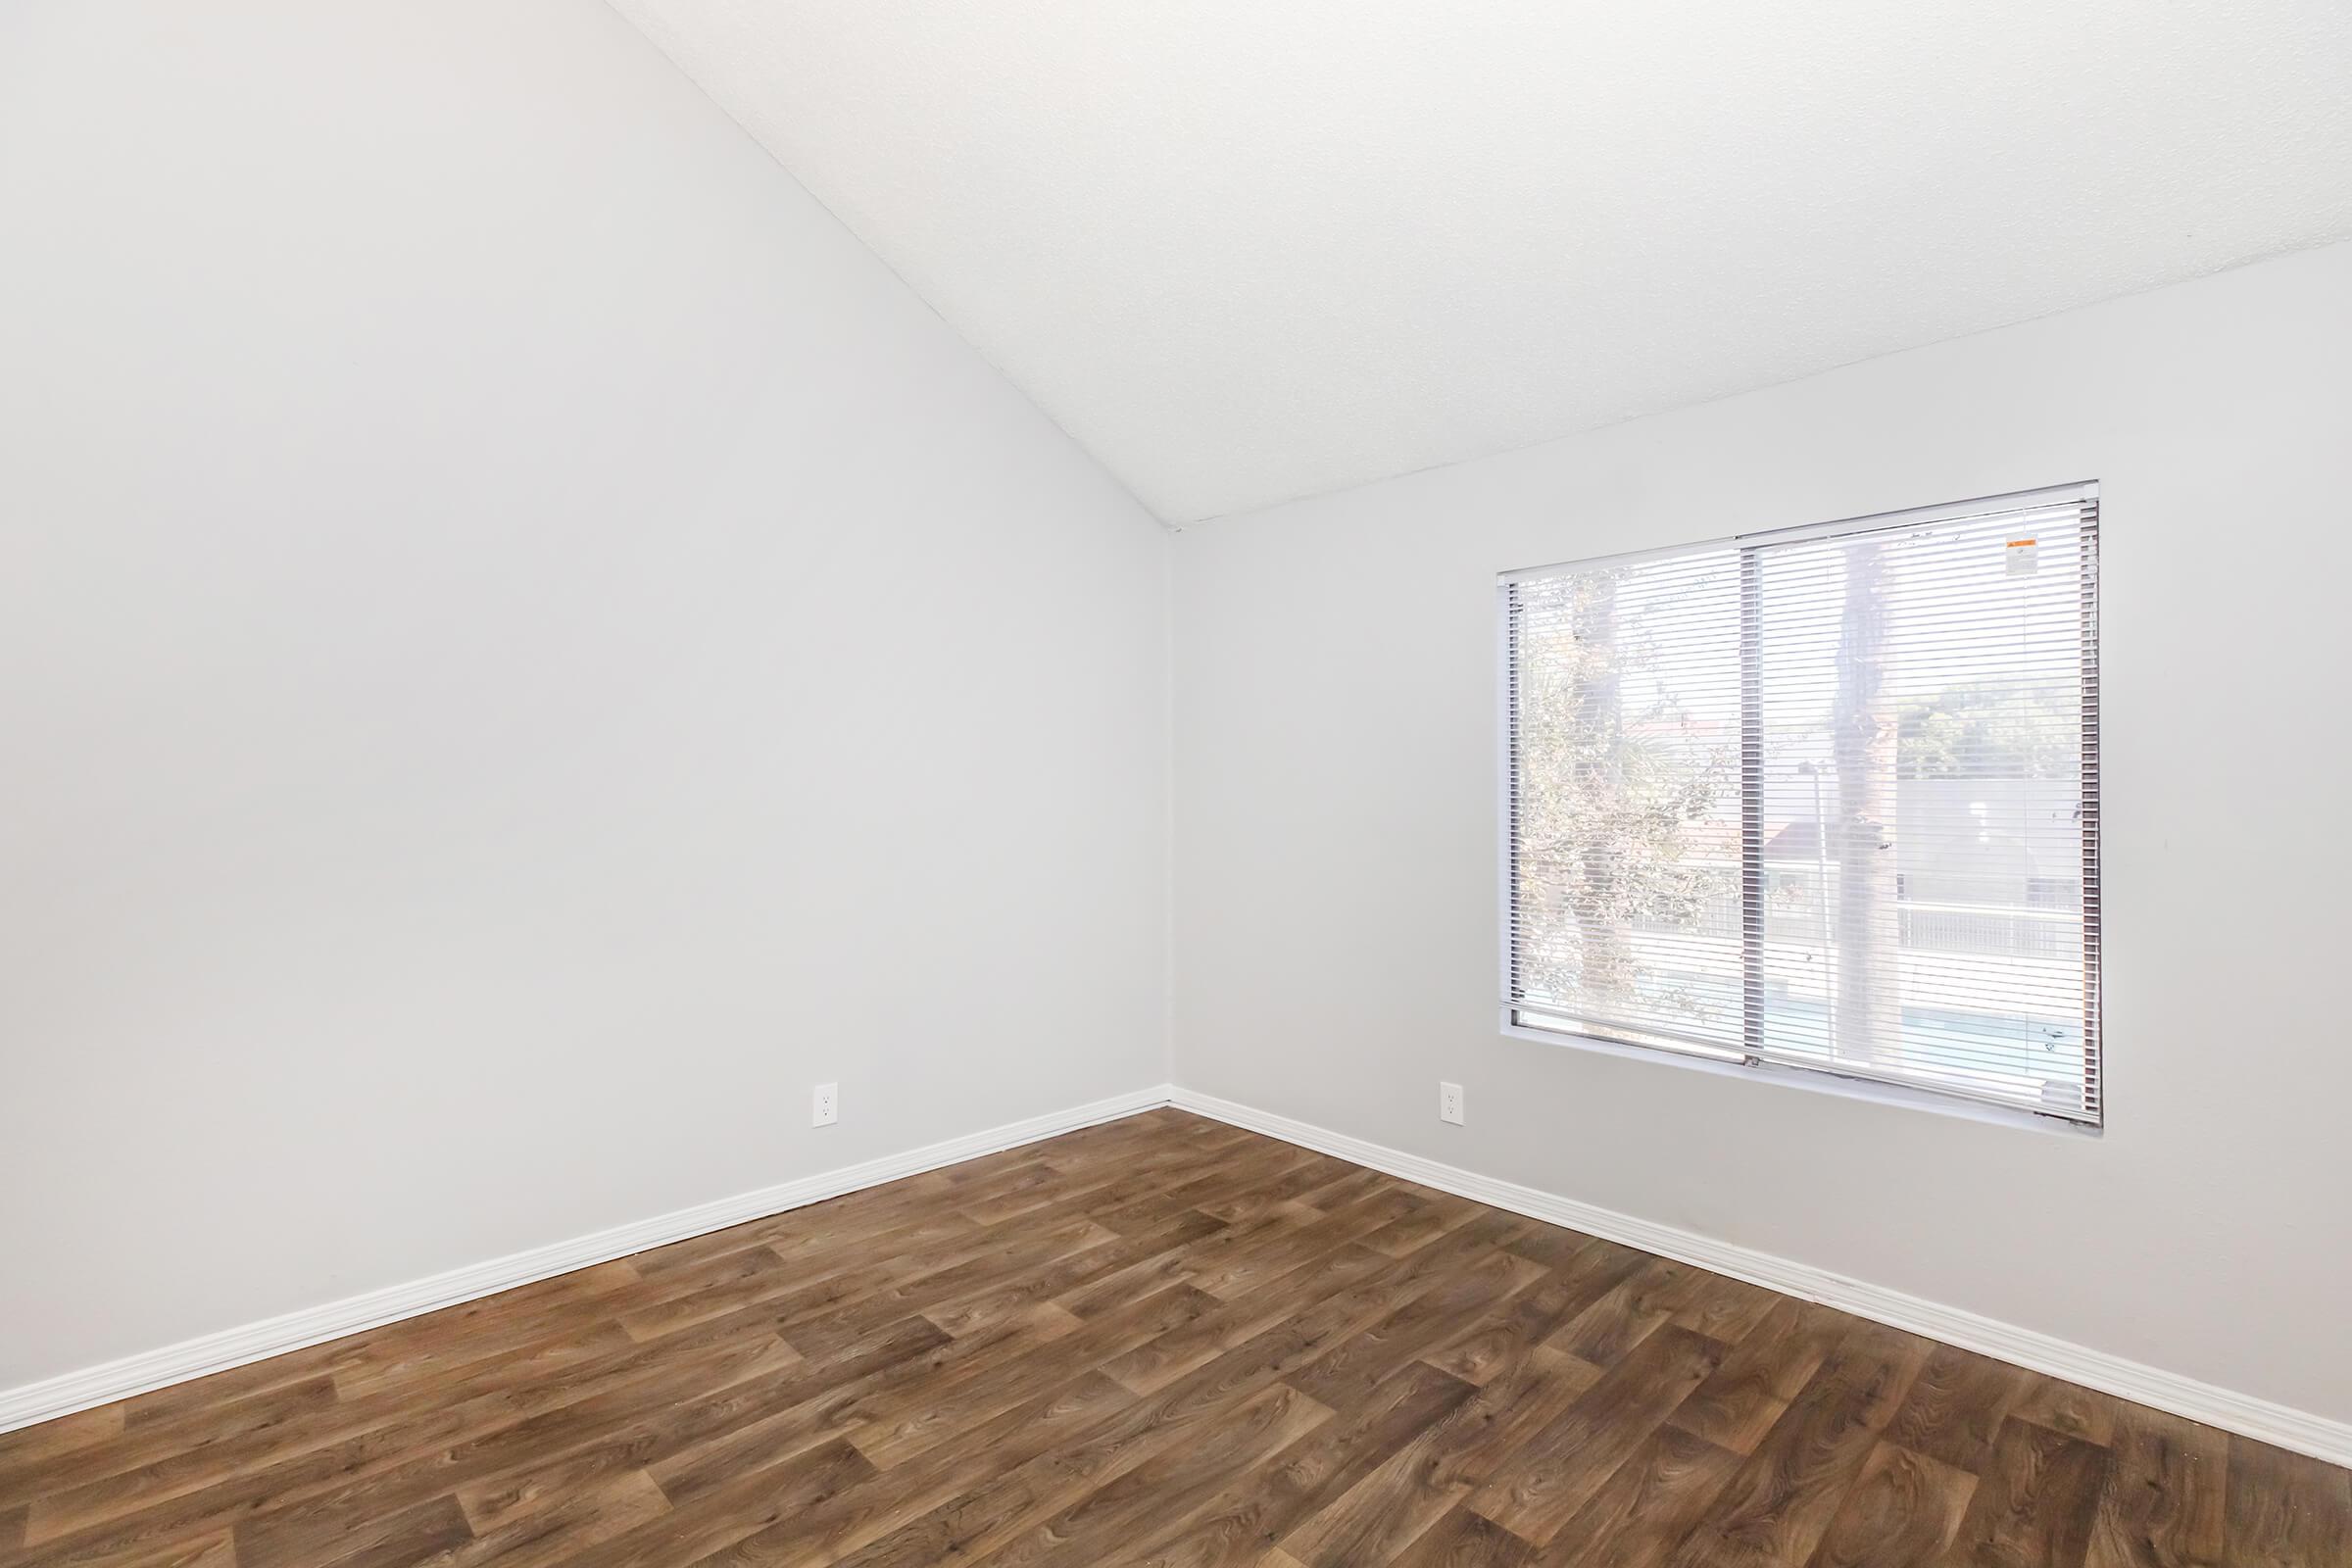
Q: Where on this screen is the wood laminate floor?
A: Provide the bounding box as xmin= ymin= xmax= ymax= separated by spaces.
xmin=3 ymin=1109 xmax=2346 ymax=1567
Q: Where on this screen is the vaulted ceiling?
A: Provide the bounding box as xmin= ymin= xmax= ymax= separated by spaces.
xmin=608 ymin=2 xmax=2352 ymax=522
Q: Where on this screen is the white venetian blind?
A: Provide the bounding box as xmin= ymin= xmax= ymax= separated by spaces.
xmin=1504 ymin=484 xmax=2101 ymax=1124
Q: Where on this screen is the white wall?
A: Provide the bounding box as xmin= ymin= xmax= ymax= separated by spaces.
xmin=7 ymin=0 xmax=2344 ymax=1437
xmin=1173 ymin=240 xmax=2352 ymax=1423
xmin=0 ymin=1 xmax=1167 ymax=1391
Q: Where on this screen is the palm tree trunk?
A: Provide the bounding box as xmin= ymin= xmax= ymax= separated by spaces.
xmin=1833 ymin=541 xmax=1899 ymax=1062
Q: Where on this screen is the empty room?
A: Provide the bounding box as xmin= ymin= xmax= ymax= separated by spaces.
xmin=4 ymin=2 xmax=2350 ymax=1564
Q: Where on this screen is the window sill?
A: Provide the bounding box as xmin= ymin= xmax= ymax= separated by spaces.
xmin=1500 ymin=1013 xmax=2103 ymax=1139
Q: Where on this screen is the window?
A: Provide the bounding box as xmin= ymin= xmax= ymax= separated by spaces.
xmin=1502 ymin=484 xmax=2101 ymax=1124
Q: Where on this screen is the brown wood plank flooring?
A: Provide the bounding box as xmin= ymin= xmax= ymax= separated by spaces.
xmin=2 ymin=1108 xmax=2344 ymax=1567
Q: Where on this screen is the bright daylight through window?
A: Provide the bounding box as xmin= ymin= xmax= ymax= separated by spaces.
xmin=1503 ymin=484 xmax=2101 ymax=1123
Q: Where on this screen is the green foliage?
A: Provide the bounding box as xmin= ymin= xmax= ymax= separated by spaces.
xmin=1897 ymin=682 xmax=2076 ymax=779
xmin=1513 ymin=570 xmax=1735 ymax=1018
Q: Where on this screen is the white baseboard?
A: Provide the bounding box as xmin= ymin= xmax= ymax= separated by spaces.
xmin=1167 ymin=1086 xmax=2352 ymax=1469
xmin=11 ymin=1081 xmax=2346 ymax=1471
xmin=0 ymin=1085 xmax=1173 ymax=1437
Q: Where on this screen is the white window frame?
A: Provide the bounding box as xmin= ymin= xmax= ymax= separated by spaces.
xmin=1495 ymin=483 xmax=2102 ymax=1136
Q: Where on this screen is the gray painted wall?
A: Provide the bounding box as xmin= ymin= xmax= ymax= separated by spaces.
xmin=4 ymin=0 xmax=2344 ymax=1438
xmin=1173 ymin=240 xmax=2352 ymax=1423
xmin=0 ymin=0 xmax=1167 ymax=1390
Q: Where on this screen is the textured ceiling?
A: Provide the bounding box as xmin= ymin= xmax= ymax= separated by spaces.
xmin=608 ymin=2 xmax=2352 ymax=522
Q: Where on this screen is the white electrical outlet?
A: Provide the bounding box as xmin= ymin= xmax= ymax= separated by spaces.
xmin=1439 ymin=1081 xmax=1464 ymax=1125
xmin=812 ymin=1082 xmax=839 ymax=1127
